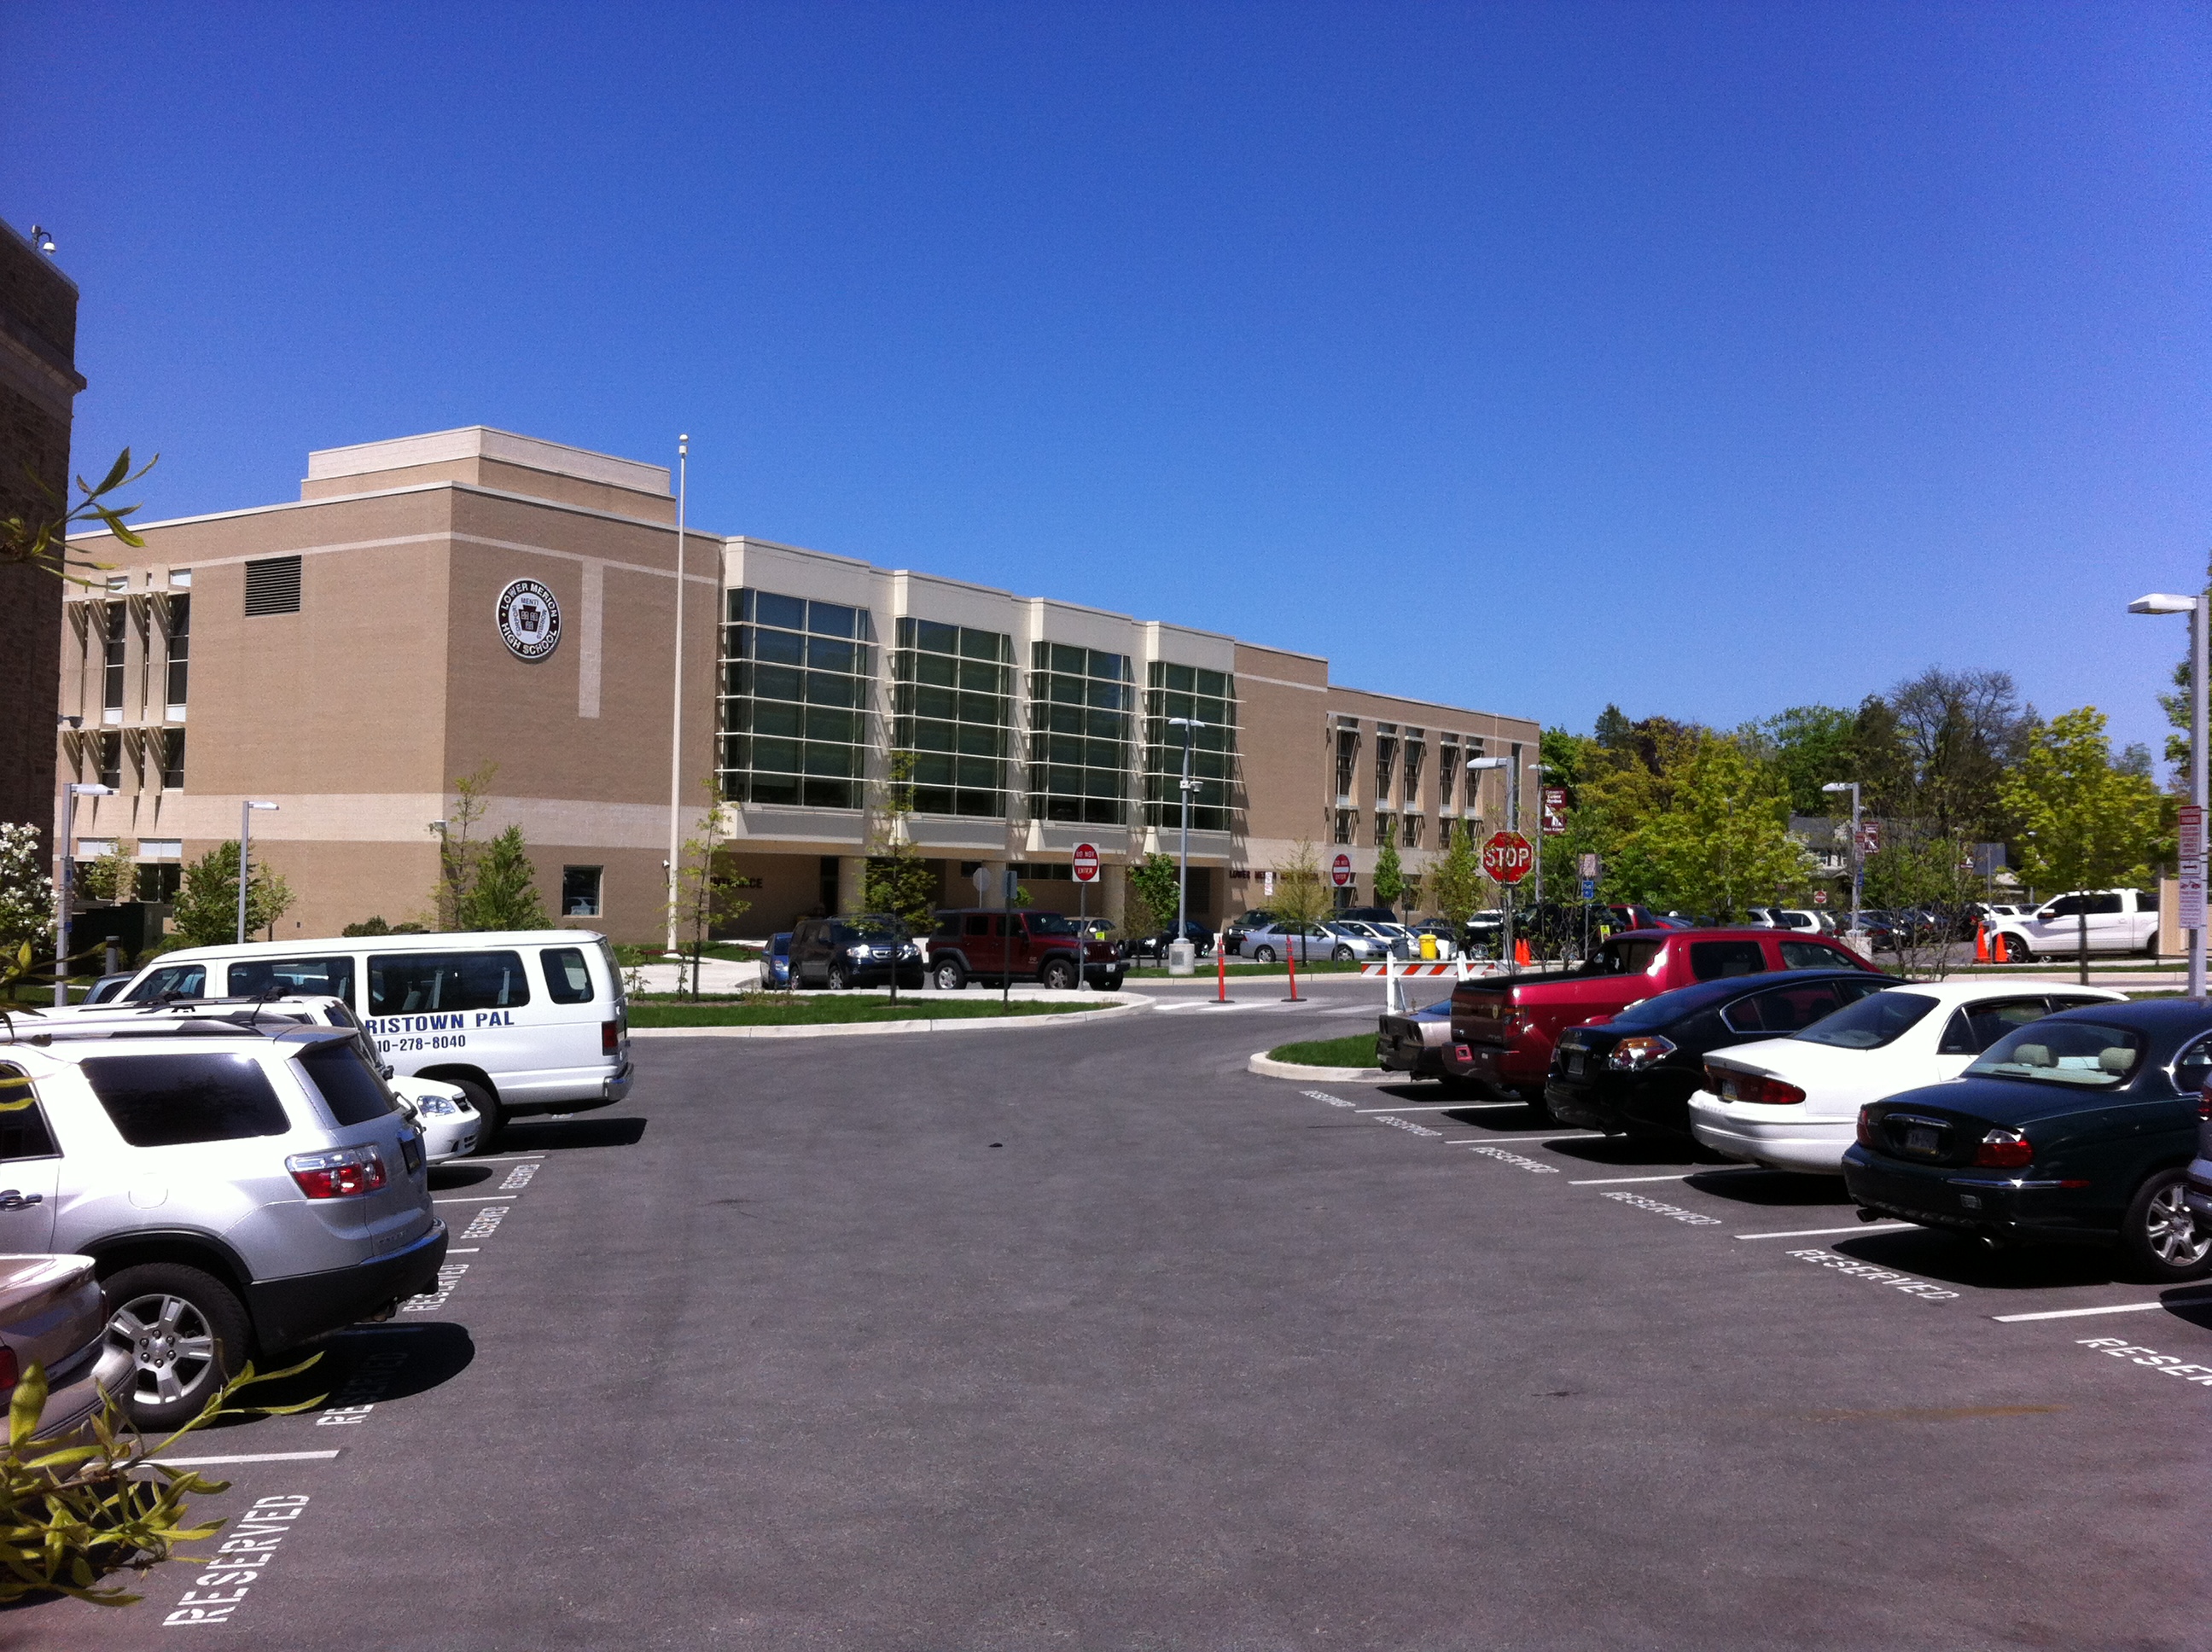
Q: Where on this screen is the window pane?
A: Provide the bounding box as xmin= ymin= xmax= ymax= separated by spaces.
xmin=368 ymin=951 xmax=533 ymax=1015
xmin=756 ymin=592 xmax=806 ymax=630
xmin=296 ymin=1039 xmax=397 ymax=1126
xmin=227 ymin=956 xmax=355 ymax=1003
xmin=542 ymin=946 xmax=596 ymax=1003
xmin=84 ymin=1052 xmax=290 ymax=1146
xmin=1689 ymin=941 xmax=1767 ymax=980
xmin=126 ymin=963 xmax=207 ymax=1000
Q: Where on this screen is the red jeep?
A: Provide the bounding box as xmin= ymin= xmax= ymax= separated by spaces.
xmin=926 ymin=910 xmax=1126 ymax=992
xmin=1444 ymin=928 xmax=1878 ymax=1104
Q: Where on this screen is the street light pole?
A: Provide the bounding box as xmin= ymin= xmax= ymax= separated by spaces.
xmin=55 ymin=782 xmax=114 ymax=1004
xmin=1167 ymin=717 xmax=1205 ymax=952
xmin=2131 ymin=591 xmax=2208 ymax=1001
xmin=666 ymin=433 xmax=689 ymax=956
xmin=1821 ymin=781 xmax=1862 ymax=951
xmin=237 ymin=800 xmax=278 ymax=944
xmin=1527 ymin=760 xmax=1545 ymax=961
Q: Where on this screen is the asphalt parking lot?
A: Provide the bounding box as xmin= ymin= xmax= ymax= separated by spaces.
xmin=31 ymin=973 xmax=2212 ymax=1649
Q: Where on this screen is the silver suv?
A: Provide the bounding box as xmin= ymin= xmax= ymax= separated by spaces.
xmin=0 ymin=1020 xmax=446 ymax=1428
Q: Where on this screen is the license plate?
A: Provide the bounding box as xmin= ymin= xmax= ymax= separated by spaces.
xmin=1906 ymin=1126 xmax=1941 ymax=1156
xmin=1565 ymin=1051 xmax=1585 ymax=1076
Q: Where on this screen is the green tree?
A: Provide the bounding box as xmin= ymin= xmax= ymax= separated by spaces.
xmin=1429 ymin=821 xmax=1483 ymax=930
xmin=1860 ymin=822 xmax=1982 ymax=979
xmin=1125 ymin=852 xmax=1182 ymax=939
xmin=669 ymin=777 xmax=752 ymax=997
xmin=458 ymin=826 xmax=547 ymax=931
xmin=1755 ymin=705 xmax=1858 ymax=816
xmin=77 ymin=841 xmax=137 ymax=907
xmin=1847 ymin=695 xmax=1916 ymax=820
xmin=431 ymin=762 xmax=497 ymax=930
xmin=1616 ymin=734 xmax=1808 ymax=921
xmin=1270 ymin=840 xmax=1333 ymax=931
xmin=2000 ymin=707 xmax=2164 ymax=899
xmin=1371 ymin=828 xmax=1405 ymax=912
xmin=859 ymin=754 xmax=938 ymax=932
xmin=169 ymin=842 xmax=294 ymax=947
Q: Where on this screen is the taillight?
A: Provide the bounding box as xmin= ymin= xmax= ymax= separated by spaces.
xmin=1608 ymin=1035 xmax=1677 ymax=1072
xmin=1708 ymin=1064 xmax=1806 ymax=1106
xmin=602 ymin=1019 xmax=620 ymax=1055
xmin=1974 ymin=1128 xmax=2034 ymax=1170
xmin=287 ymin=1146 xmax=388 ymax=1199
xmin=0 ymin=1347 xmax=17 ymax=1392
xmin=2199 ymin=1085 xmax=2212 ymax=1121
xmin=1857 ymin=1107 xmax=1877 ymax=1148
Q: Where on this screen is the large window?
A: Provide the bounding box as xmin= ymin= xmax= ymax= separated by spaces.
xmin=368 ymin=951 xmax=532 ymax=1015
xmin=720 ymin=590 xmax=876 ymax=810
xmin=1028 ymin=643 xmax=1134 ymax=825
xmin=1335 ymin=725 xmax=1359 ymax=800
xmin=164 ymin=592 xmax=190 ymax=710
xmin=1402 ymin=733 xmax=1424 ymax=811
xmin=102 ymin=602 xmax=125 ymax=717
xmin=1143 ymin=663 xmax=1237 ymax=832
xmin=160 ymin=729 xmax=185 ymax=789
xmin=1374 ymin=726 xmax=1398 ymax=803
xmin=1438 ymin=740 xmax=1458 ymax=811
xmin=892 ymin=619 xmax=1013 ymax=817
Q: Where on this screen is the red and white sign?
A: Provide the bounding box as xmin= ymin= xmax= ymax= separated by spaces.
xmin=1813 ymin=889 xmax=1829 ymax=906
xmin=1540 ymin=786 xmax=1569 ymax=836
xmin=1481 ymin=831 xmax=1534 ymax=885
xmin=2180 ymin=806 xmax=2203 ymax=867
xmin=1071 ymin=842 xmax=1100 ymax=884
xmin=1330 ymin=852 xmax=1354 ymax=888
xmin=1854 ymin=820 xmax=1883 ymax=855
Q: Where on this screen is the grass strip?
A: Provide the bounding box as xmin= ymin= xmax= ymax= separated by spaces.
xmin=630 ymin=995 xmax=1105 ymax=1027
xmin=1266 ymin=1032 xmax=1382 ymax=1067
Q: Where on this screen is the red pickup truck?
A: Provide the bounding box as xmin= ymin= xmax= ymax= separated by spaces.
xmin=1442 ymin=928 xmax=1878 ymax=1105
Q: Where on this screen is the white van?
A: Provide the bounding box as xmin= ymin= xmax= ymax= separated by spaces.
xmin=116 ymin=930 xmax=632 ymax=1144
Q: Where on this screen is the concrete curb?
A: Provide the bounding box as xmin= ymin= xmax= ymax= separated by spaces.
xmin=632 ymin=996 xmax=1145 ymax=1040
xmin=1245 ymin=1052 xmax=1400 ymax=1083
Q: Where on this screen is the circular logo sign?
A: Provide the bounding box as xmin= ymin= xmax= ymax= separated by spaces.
xmin=1072 ymin=843 xmax=1101 ymax=884
xmin=496 ymin=579 xmax=562 ymax=660
xmin=1330 ymin=852 xmax=1354 ymax=888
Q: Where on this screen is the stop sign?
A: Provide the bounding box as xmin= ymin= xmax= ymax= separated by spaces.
xmin=1071 ymin=842 xmax=1100 ymax=884
xmin=1481 ymin=831 xmax=1534 ymax=885
xmin=1330 ymin=852 xmax=1354 ymax=888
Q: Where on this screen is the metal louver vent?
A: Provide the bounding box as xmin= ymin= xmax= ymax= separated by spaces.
xmin=243 ymin=555 xmax=302 ymax=616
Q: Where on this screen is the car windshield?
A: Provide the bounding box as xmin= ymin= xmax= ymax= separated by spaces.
xmin=1588 ymin=939 xmax=1663 ymax=975
xmin=849 ymin=922 xmax=906 ymax=943
xmin=1026 ymin=914 xmax=1079 ymax=936
xmin=1969 ymin=1021 xmax=2145 ymax=1088
xmin=1791 ymin=990 xmax=1937 ymax=1050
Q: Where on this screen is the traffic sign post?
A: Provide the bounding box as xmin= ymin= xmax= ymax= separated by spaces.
xmin=2180 ymin=807 xmax=2205 ymax=937
xmin=1482 ymin=832 xmax=1534 ymax=970
xmin=1073 ymin=843 xmax=1099 ymax=992
xmin=1330 ymin=852 xmax=1354 ymax=890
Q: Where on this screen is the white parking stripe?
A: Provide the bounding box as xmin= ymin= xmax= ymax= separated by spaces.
xmin=1734 ymin=1223 xmax=1914 ymax=1240
xmin=445 ymin=1247 xmax=481 ymax=1253
xmin=1991 ymin=1296 xmax=2212 ymax=1323
xmin=1569 ymin=1172 xmax=1704 ymax=1185
xmin=154 ymin=1450 xmax=342 ymax=1466
xmin=432 ymin=1195 xmax=520 ymax=1203
xmin=1356 ymin=1103 xmax=1492 ymax=1114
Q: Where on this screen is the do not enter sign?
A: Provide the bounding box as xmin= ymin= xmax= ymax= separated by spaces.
xmin=1330 ymin=852 xmax=1354 ymax=888
xmin=1481 ymin=831 xmax=1534 ymax=885
xmin=1072 ymin=842 xmax=1100 ymax=884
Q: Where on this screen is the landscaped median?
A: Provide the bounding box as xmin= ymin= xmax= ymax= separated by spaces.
xmin=1247 ymin=1032 xmax=1392 ymax=1083
xmin=627 ymin=992 xmax=1137 ymax=1039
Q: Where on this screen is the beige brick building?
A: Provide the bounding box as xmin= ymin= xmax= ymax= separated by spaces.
xmin=59 ymin=428 xmax=1538 ymax=945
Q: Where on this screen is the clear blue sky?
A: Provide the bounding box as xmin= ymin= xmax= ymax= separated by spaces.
xmin=8 ymin=3 xmax=2206 ymax=765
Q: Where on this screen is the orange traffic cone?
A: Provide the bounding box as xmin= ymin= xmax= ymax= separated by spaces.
xmin=1514 ymin=937 xmax=1532 ymax=966
xmin=1975 ymin=922 xmax=1989 ymax=963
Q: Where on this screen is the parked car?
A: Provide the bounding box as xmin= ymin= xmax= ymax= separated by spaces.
xmin=762 ymin=932 xmax=793 ymax=988
xmin=1332 ymin=921 xmax=1413 ymax=958
xmin=1338 ymin=906 xmax=1401 ymax=925
xmin=1443 ymin=927 xmax=1878 ymax=1105
xmin=1126 ymin=922 xmax=1218 ymax=963
xmin=0 ymin=1254 xmax=131 ymax=1439
xmin=926 ymin=909 xmax=1125 ymax=990
xmin=1223 ymin=910 xmax=1279 ymax=957
xmin=790 ymin=914 xmax=924 ymax=991
xmin=0 ymin=1018 xmax=447 ymax=1427
xmin=1545 ymin=969 xmax=1891 ymax=1138
xmin=114 ymin=930 xmax=632 ymax=1149
xmin=1406 ymin=919 xmax=1462 ymax=958
xmin=1379 ymin=997 xmax=1461 ymax=1079
xmin=1987 ymin=889 xmax=2161 ymax=962
xmin=1687 ymin=980 xmax=2126 ymax=1173
xmin=1842 ymin=999 xmax=2212 ymax=1281
xmin=1237 ymin=922 xmax=1328 ymax=964
xmin=81 ymin=973 xmax=135 ymax=1005
xmin=1746 ymin=907 xmax=1834 ymax=936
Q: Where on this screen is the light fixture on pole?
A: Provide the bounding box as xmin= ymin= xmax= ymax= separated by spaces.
xmin=1167 ymin=716 xmax=1206 ymax=969
xmin=2131 ymin=591 xmax=2207 ymax=1002
xmin=1468 ymin=757 xmax=1512 ymax=963
xmin=237 ymin=800 xmax=279 ymax=945
xmin=55 ymin=782 xmax=114 ymax=1005
xmin=1820 ymin=782 xmax=1863 ymax=950
xmin=665 ymin=433 xmax=690 ymax=956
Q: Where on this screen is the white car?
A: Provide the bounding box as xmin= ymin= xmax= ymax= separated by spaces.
xmin=389 ymin=1077 xmax=481 ymax=1164
xmin=1987 ymin=889 xmax=2160 ymax=963
xmin=1687 ymin=980 xmax=2126 ymax=1173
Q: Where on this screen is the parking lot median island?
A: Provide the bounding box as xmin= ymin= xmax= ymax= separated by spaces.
xmin=1246 ymin=1032 xmax=1393 ymax=1082
xmin=628 ymin=994 xmax=1118 ymax=1030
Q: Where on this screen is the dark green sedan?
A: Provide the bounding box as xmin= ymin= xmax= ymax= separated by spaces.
xmin=1842 ymin=999 xmax=2212 ymax=1283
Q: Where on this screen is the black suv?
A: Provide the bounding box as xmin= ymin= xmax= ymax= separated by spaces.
xmin=789 ymin=916 xmax=924 ymax=990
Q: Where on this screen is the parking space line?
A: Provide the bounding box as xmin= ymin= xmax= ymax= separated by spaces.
xmin=1569 ymin=1172 xmax=1705 ymax=1185
xmin=1451 ymin=1130 xmax=1604 ymax=1141
xmin=432 ymin=1195 xmax=522 ymax=1203
xmin=154 ymin=1450 xmax=343 ymax=1466
xmin=1993 ymin=1296 xmax=2212 ymax=1323
xmin=1735 ymin=1224 xmax=1913 ymax=1240
xmin=1357 ymin=1103 xmax=1493 ymax=1114
xmin=446 ymin=1247 xmax=481 ymax=1253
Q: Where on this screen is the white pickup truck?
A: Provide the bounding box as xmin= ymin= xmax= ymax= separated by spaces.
xmin=1988 ymin=888 xmax=2160 ymax=961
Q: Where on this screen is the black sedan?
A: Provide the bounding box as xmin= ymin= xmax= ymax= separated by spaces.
xmin=1545 ymin=969 xmax=1893 ymax=1137
xmin=1842 ymin=999 xmax=2212 ymax=1282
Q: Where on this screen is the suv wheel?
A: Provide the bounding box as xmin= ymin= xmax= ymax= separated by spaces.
xmin=1103 ymin=969 xmax=1125 ymax=992
xmin=451 ymin=1078 xmax=504 ymax=1154
xmin=102 ymin=1263 xmax=250 ymax=1431
xmin=827 ymin=962 xmax=851 ymax=992
xmin=2122 ymin=1169 xmax=2212 ymax=1282
xmin=2001 ymin=934 xmax=2032 ymax=963
xmin=1039 ymin=958 xmax=1077 ymax=991
xmin=932 ymin=957 xmax=967 ymax=992
xmin=1253 ymin=945 xmax=1277 ymax=963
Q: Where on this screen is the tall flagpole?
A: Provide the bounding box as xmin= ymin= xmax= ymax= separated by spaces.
xmin=665 ymin=434 xmax=689 ymax=953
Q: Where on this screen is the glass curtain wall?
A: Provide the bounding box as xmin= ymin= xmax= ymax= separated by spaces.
xmin=720 ymin=590 xmax=876 ymax=809
xmin=1027 ymin=643 xmax=1134 ymax=825
xmin=892 ymin=620 xmax=1014 ymax=817
xmin=1143 ymin=663 xmax=1237 ymax=833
